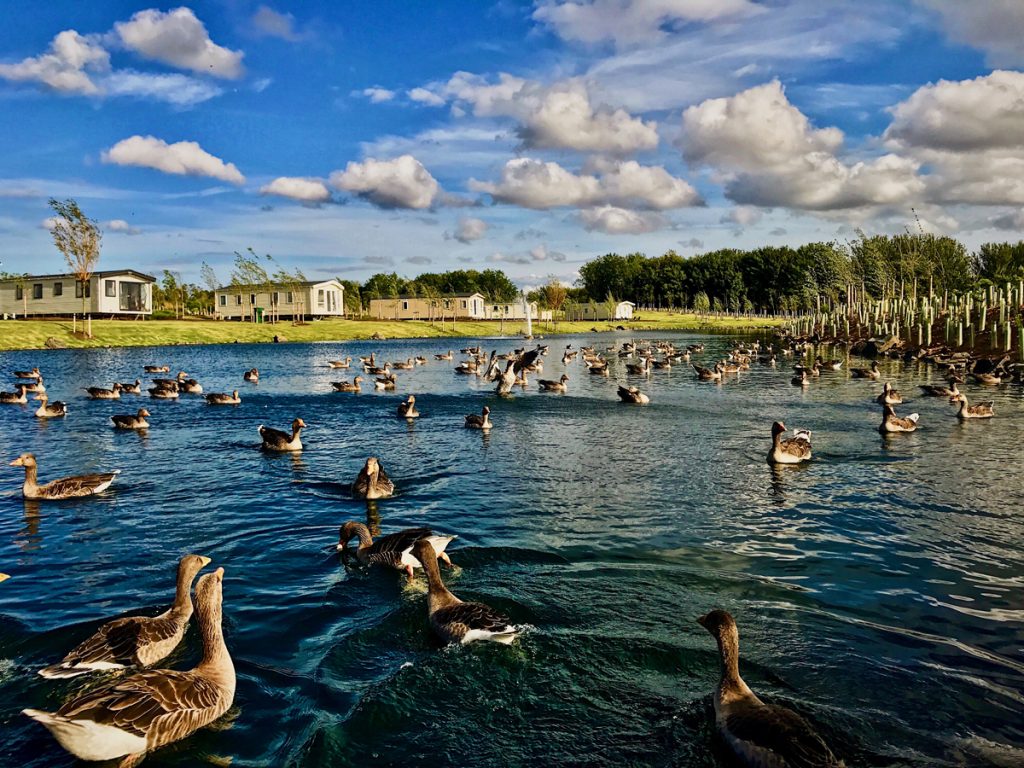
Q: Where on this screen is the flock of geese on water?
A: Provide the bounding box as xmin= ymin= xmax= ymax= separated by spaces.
xmin=2 ymin=335 xmax=1019 ymax=767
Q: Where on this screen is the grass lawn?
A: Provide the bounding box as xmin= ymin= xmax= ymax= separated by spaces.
xmin=0 ymin=312 xmax=783 ymax=351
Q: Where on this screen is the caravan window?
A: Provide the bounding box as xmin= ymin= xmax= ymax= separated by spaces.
xmin=318 ymin=289 xmax=325 ymax=307
xmin=286 ymin=291 xmax=293 ymax=304
xmin=219 ymin=295 xmax=226 ymax=306
xmin=53 ymin=282 xmax=63 ymax=296
xmin=15 ymin=285 xmax=23 ymax=300
xmin=402 ymin=300 xmax=409 ymax=310
xmin=105 ymin=280 xmax=116 ymax=297
xmin=32 ymin=283 xmax=43 ymax=299
xmin=272 ymin=292 xmax=279 ymax=304
xmin=76 ymin=280 xmax=90 ymax=298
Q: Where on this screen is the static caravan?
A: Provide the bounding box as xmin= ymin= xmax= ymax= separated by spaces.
xmin=0 ymin=269 xmax=155 ymax=318
xmin=367 ymin=292 xmax=487 ymax=320
xmin=214 ymin=279 xmax=345 ymax=321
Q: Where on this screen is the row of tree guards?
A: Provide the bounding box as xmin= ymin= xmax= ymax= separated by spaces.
xmin=786 ymin=279 xmax=1024 ymax=360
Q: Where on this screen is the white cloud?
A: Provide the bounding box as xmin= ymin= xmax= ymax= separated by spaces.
xmin=259 ymin=177 xmax=331 ymax=202
xmin=449 ymin=216 xmax=488 ymax=244
xmin=915 ymin=0 xmax=1024 ymax=67
xmin=533 ymin=0 xmax=760 ymax=48
xmin=530 ymin=244 xmax=567 ymax=262
xmin=357 ymin=87 xmax=396 ymax=103
xmin=114 ymin=7 xmax=244 ymax=79
xmin=329 ymin=155 xmax=439 ymax=209
xmin=720 ymin=205 xmax=763 ymax=228
xmin=0 ymin=30 xmax=109 ymax=94
xmin=489 ymin=244 xmax=567 ymax=264
xmin=579 ymin=206 xmax=667 ymax=233
xmin=105 ymin=219 xmax=142 ymax=235
xmin=40 ymin=216 xmax=59 ymax=231
xmin=104 ymin=70 xmax=222 ymax=106
xmin=408 ymin=87 xmax=445 ymax=106
xmin=251 ymin=6 xmax=302 ymax=42
xmin=584 ymin=157 xmax=701 ymax=209
xmin=102 ymin=135 xmax=246 ymax=184
xmin=990 ymin=209 xmax=1024 ymax=231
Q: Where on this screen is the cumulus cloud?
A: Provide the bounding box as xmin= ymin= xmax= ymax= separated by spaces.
xmin=259 ymin=176 xmax=331 ymax=203
xmin=251 ymin=6 xmax=302 ymax=41
xmin=530 ymin=244 xmax=567 ymax=262
xmin=533 ymin=0 xmax=759 ymax=47
xmin=114 ymin=7 xmax=244 ymax=79
xmin=447 ymin=216 xmax=488 ymax=244
xmin=490 ymin=244 xmax=567 ymax=264
xmin=990 ymin=209 xmax=1024 ymax=231
xmin=357 ymin=87 xmax=396 ymax=103
xmin=105 ymin=219 xmax=142 ymax=235
xmin=408 ymin=87 xmax=445 ymax=106
xmin=720 ymin=206 xmax=763 ymax=228
xmin=0 ymin=30 xmax=109 ymax=94
xmin=579 ymin=206 xmax=668 ymax=234
xmin=680 ymin=80 xmax=924 ymax=211
xmin=405 ymin=255 xmax=432 ymax=265
xmin=102 ymin=135 xmax=246 ymax=184
xmin=329 ymin=155 xmax=439 ymax=209
xmin=680 ymin=237 xmax=703 ymax=248
xmin=915 ymin=0 xmax=1024 ymax=67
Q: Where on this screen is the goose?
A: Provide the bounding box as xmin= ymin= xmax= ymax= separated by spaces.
xmin=538 ymin=374 xmax=569 ymax=392
xmin=454 ymin=360 xmax=479 ymax=375
xmin=919 ymin=380 xmax=960 ymax=397
xmin=366 ymin=362 xmax=391 ymax=376
xmin=875 ymin=381 xmax=903 ymax=405
xmin=143 ymin=365 xmax=169 ymax=373
xmin=148 ymin=386 xmax=178 ymax=400
xmin=205 ymin=390 xmax=241 ymax=405
xmin=625 ymin=357 xmax=650 ymax=375
xmin=850 ymin=360 xmax=880 ymax=379
xmin=972 ymin=371 xmax=1002 ymax=386
xmin=768 ymin=422 xmax=811 ymax=464
xmin=816 ymin=356 xmax=843 ymax=371
xmin=688 ymin=343 xmax=705 ymax=353
xmin=435 ymin=350 xmax=454 ymax=361
xmin=414 ymin=356 xmax=428 ymax=365
xmin=791 ymin=370 xmax=809 ymax=387
xmin=117 ymin=380 xmax=142 ymax=395
xmin=951 ymin=393 xmax=994 ymax=419
xmin=465 ymin=406 xmax=492 ymax=430
xmin=332 ymin=376 xmax=363 ymax=393
xmin=84 ymin=383 xmax=122 ymax=400
xmin=9 ymin=453 xmax=119 ymax=499
xmin=22 ymin=376 xmax=46 ymax=394
xmin=697 ymin=610 xmax=842 ymax=767
xmin=338 ymin=521 xmax=454 ymax=577
xmin=178 ymin=378 xmax=203 ymax=394
xmin=24 ymin=567 xmax=235 ymax=765
xmin=351 ymin=457 xmax=394 ymax=499
xmin=243 ymin=368 xmax=259 ymax=382
xmin=327 ymin=357 xmax=352 ymax=369
xmin=38 ymin=554 xmax=211 ymax=679
xmin=14 ymin=367 xmax=41 ymax=379
xmin=397 ymin=395 xmax=420 ymax=419
xmin=111 ymin=409 xmax=150 ymax=430
xmin=586 ymin=359 xmax=610 ymax=375
xmin=793 ymin=362 xmax=819 ymax=378
xmin=0 ymin=385 xmax=29 ymax=404
xmin=152 ymin=372 xmax=188 ymax=389
xmin=617 ymin=385 xmax=649 ymax=404
xmin=694 ymin=363 xmax=722 ymax=381
xmin=880 ymin=403 xmax=919 ymax=433
xmin=374 ymin=373 xmax=397 ymax=390
xmin=412 ymin=539 xmax=518 ymax=645
xmin=496 ymin=349 xmax=541 ymax=395
xmin=259 ymin=418 xmax=305 ymax=451
xmin=33 ymin=394 xmax=67 ymax=418
xmin=392 ymin=358 xmax=415 ymax=371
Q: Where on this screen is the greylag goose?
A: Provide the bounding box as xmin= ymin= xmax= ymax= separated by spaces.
xmin=24 ymin=567 xmax=235 ymax=765
xmin=328 ymin=357 xmax=352 ymax=369
xmin=694 ymin=363 xmax=722 ymax=381
xmin=205 ymin=390 xmax=241 ymax=405
xmin=850 ymin=360 xmax=880 ymax=379
xmin=791 ymin=370 xmax=809 ymax=387
xmin=9 ymin=453 xmax=118 ymax=499
xmin=919 ymin=380 xmax=960 ymax=397
xmin=352 ymin=457 xmax=394 ymax=499
xmin=465 ymin=406 xmax=492 ymax=430
xmin=697 ymin=609 xmax=842 ymax=767
xmin=111 ymin=408 xmax=150 ymax=430
xmin=338 ymin=521 xmax=454 ymax=577
xmin=178 ymin=378 xmax=203 ymax=394
xmin=972 ymin=371 xmax=1002 ymax=385
xmin=768 ymin=422 xmax=811 ymax=464
xmin=366 ymin=362 xmax=391 ymax=376
xmin=435 ymin=350 xmax=454 ymax=360
xmin=880 ymin=403 xmax=919 ymax=433
xmin=22 ymin=376 xmax=46 ymax=394
xmin=259 ymin=418 xmax=305 ymax=451
xmin=412 ymin=539 xmax=518 ymax=645
xmin=332 ymin=376 xmax=363 ymax=392
xmin=952 ymin=393 xmax=994 ymax=419
xmin=374 ymin=373 xmax=397 ymax=390
xmin=393 ymin=358 xmax=415 ymax=370
xmin=84 ymin=383 xmax=122 ymax=400
xmin=143 ymin=365 xmax=169 ymax=373
xmin=625 ymin=357 xmax=650 ymax=375
xmin=33 ymin=394 xmax=67 ymax=418
xmin=397 ymin=395 xmax=420 ymax=419
xmin=151 ymin=372 xmax=188 ymax=389
xmin=148 ymin=385 xmax=178 ymax=399
xmin=455 ymin=360 xmax=479 ymax=375
xmin=0 ymin=385 xmax=29 ymax=404
xmin=816 ymin=356 xmax=843 ymax=370
xmin=875 ymin=381 xmax=902 ymax=405
xmin=414 ymin=356 xmax=428 ymax=365
xmin=14 ymin=367 xmax=41 ymax=379
xmin=38 ymin=554 xmax=211 ymax=678
xmin=617 ymin=385 xmax=650 ymax=404
xmin=118 ymin=380 xmax=142 ymax=395
xmin=538 ymin=374 xmax=569 ymax=392
xmin=243 ymin=368 xmax=259 ymax=382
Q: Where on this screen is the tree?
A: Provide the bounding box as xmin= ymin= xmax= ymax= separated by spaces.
xmin=231 ymin=248 xmax=271 ymax=322
xmin=693 ymin=291 xmax=710 ymax=315
xmin=200 ymin=262 xmax=218 ymax=316
xmin=541 ymin=277 xmax=568 ymax=326
xmin=48 ymin=198 xmax=101 ymax=320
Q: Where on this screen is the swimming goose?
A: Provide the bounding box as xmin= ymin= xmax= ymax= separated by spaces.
xmin=328 ymin=357 xmax=352 ymax=369
xmin=111 ymin=408 xmax=150 ymax=430
xmin=117 ymin=380 xmax=142 ymax=395
xmin=414 ymin=356 xmax=428 ymax=365
xmin=351 ymin=457 xmax=394 ymax=499
xmin=951 ymin=393 xmax=994 ymax=419
xmin=875 ymin=381 xmax=903 ymax=405
xmin=38 ymin=554 xmax=211 ymax=679
xmin=879 ymin=403 xmax=919 ymax=433
xmin=0 ymin=385 xmax=29 ymax=404
xmin=338 ymin=521 xmax=454 ymax=577
xmin=84 ymin=383 xmax=122 ymax=400
xmin=148 ymin=386 xmax=178 ymax=400
xmin=9 ymin=453 xmax=119 ymax=499
xmin=849 ymin=360 xmax=880 ymax=379
xmin=435 ymin=350 xmax=454 ymax=361
xmin=768 ymin=422 xmax=811 ymax=464
xmin=143 ymin=365 xmax=169 ymax=373
xmin=413 ymin=539 xmax=518 ymax=645
xmin=793 ymin=362 xmax=819 ymax=378
xmin=151 ymin=372 xmax=188 ymax=390
xmin=625 ymin=357 xmax=650 ymax=375
xmin=392 ymin=358 xmax=415 ymax=370
xmin=24 ymin=567 xmax=235 ymax=765
xmin=22 ymin=376 xmax=46 ymax=394
xmin=332 ymin=376 xmax=363 ymax=393
xmin=374 ymin=373 xmax=397 ymax=390
xmin=397 ymin=395 xmax=420 ymax=419
xmin=919 ymin=380 xmax=960 ymax=398
xmin=33 ymin=394 xmax=67 ymax=418
xmin=455 ymin=360 xmax=479 ymax=375
xmin=617 ymin=385 xmax=650 ymax=404
xmin=465 ymin=406 xmax=492 ymax=430
xmin=538 ymin=374 xmax=569 ymax=392
xmin=14 ymin=367 xmax=41 ymax=379
xmin=791 ymin=370 xmax=809 ymax=387
xmin=243 ymin=368 xmax=259 ymax=382
xmin=178 ymin=378 xmax=203 ymax=394
xmin=205 ymin=390 xmax=241 ymax=405
xmin=694 ymin=363 xmax=722 ymax=381
xmin=697 ymin=609 xmax=842 ymax=767
xmin=972 ymin=371 xmax=1002 ymax=386
xmin=816 ymin=356 xmax=843 ymax=371
xmin=259 ymin=418 xmax=305 ymax=451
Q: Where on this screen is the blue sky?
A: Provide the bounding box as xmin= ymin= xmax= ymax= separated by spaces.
xmin=1 ymin=1 xmax=1023 ymax=288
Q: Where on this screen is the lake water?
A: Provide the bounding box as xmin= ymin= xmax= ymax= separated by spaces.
xmin=0 ymin=333 xmax=1022 ymax=767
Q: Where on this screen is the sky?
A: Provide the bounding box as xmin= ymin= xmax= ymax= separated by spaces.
xmin=1 ymin=0 xmax=1023 ymax=289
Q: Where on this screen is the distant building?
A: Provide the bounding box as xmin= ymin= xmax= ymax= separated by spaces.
xmin=214 ymin=279 xmax=345 ymax=321
xmin=0 ymin=269 xmax=155 ymax=317
xmin=565 ymin=300 xmax=636 ymax=321
xmin=368 ymin=292 xmax=487 ymax=320
xmin=482 ymin=300 xmax=539 ymax=320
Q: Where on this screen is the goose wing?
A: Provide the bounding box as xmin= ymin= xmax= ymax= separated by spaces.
xmin=779 ymin=437 xmax=811 ymax=459
xmin=52 ymin=615 xmax=179 ymax=672
xmin=366 ymin=527 xmax=433 ymax=566
xmin=111 ymin=415 xmax=135 ymax=428
xmin=259 ymin=425 xmax=290 ymax=445
xmin=40 ymin=473 xmax=118 ymax=498
xmin=433 ymin=601 xmax=512 ymax=634
xmin=722 ymin=700 xmax=840 ymax=768
xmin=374 ymin=465 xmax=395 ymax=495
xmin=514 ymin=349 xmax=540 ymax=374
xmin=616 ymin=385 xmax=636 ymax=402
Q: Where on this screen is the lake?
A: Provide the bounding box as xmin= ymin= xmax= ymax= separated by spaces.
xmin=0 ymin=333 xmax=1022 ymax=767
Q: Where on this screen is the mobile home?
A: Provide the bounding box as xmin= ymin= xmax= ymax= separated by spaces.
xmin=214 ymin=279 xmax=345 ymax=321
xmin=0 ymin=269 xmax=154 ymax=317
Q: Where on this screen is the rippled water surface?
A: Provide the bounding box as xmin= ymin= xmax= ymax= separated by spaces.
xmin=1 ymin=333 xmax=1022 ymax=767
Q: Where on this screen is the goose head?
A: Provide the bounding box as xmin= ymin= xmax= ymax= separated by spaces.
xmin=697 ymin=608 xmax=737 ymax=638
xmin=771 ymin=421 xmax=786 ymax=438
xmin=9 ymin=452 xmax=36 ymax=468
xmin=292 ymin=418 xmax=307 ymax=431
xmin=138 ymin=408 xmax=151 ymax=418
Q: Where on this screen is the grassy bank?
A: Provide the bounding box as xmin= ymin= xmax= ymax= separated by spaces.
xmin=0 ymin=312 xmax=783 ymax=351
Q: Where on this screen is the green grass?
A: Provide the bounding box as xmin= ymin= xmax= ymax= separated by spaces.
xmin=0 ymin=312 xmax=784 ymax=351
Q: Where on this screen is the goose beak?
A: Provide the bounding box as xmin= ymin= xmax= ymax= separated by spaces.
xmin=0 ymin=573 xmax=9 ymax=582
xmin=9 ymin=457 xmax=23 ymax=467
xmin=696 ymin=613 xmax=709 ymax=628
xmin=199 ymin=556 xmax=212 ymax=567
xmin=213 ymin=567 xmax=224 ymax=580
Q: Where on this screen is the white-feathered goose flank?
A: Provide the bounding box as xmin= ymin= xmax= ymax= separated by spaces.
xmin=338 ymin=521 xmax=454 ymax=577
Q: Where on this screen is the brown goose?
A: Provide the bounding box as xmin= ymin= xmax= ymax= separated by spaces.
xmin=327 ymin=357 xmax=352 ymax=369
xmin=435 ymin=350 xmax=454 ymax=360
xmin=617 ymin=385 xmax=649 ymax=404
xmin=625 ymin=357 xmax=650 ymax=375
xmin=952 ymin=393 xmax=994 ymax=419
xmin=397 ymin=395 xmax=420 ymax=419
xmin=206 ymin=390 xmax=241 ymax=405
xmin=22 ymin=376 xmax=46 ymax=394
xmin=84 ymin=383 xmax=122 ymax=400
xmin=875 ymin=381 xmax=902 ymax=405
xmin=791 ymin=370 xmax=809 ymax=387
xmin=0 ymin=384 xmax=29 ymax=404
xmin=117 ymin=380 xmax=142 ymax=395
xmin=151 ymin=372 xmax=188 ymax=389
xmin=412 ymin=539 xmax=518 ymax=645
xmin=374 ymin=373 xmax=397 ymax=390
xmin=698 ymin=610 xmax=842 ymax=767
xmin=694 ymin=362 xmax=722 ymax=381
xmin=24 ymin=567 xmax=235 ymax=765
xmin=972 ymin=371 xmax=1002 ymax=385
xmin=111 ymin=408 xmax=150 ymax=430
xmin=919 ymin=380 xmax=960 ymax=398
xmin=768 ymin=422 xmax=812 ymax=464
xmin=178 ymin=378 xmax=203 ymax=394
xmin=880 ymin=403 xmax=919 ymax=433
xmin=259 ymin=418 xmax=305 ymax=451
xmin=850 ymin=360 xmax=880 ymax=379
xmin=14 ymin=366 xmax=41 ymax=379
xmin=352 ymin=457 xmax=394 ymax=499
xmin=38 ymin=554 xmax=211 ymax=679
xmin=338 ymin=521 xmax=454 ymax=577
xmin=9 ymin=453 xmax=119 ymax=500
xmin=464 ymin=406 xmax=492 ymax=430
xmin=148 ymin=386 xmax=179 ymax=400
xmin=332 ymin=376 xmax=363 ymax=393
xmin=538 ymin=374 xmax=569 ymax=392
xmin=143 ymin=365 xmax=170 ymax=373
xmin=243 ymin=368 xmax=259 ymax=382
xmin=33 ymin=394 xmax=68 ymax=418
xmin=392 ymin=358 xmax=415 ymax=370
